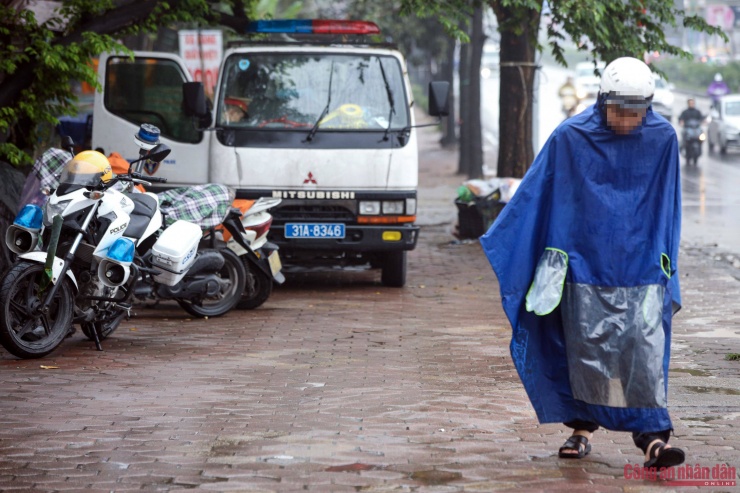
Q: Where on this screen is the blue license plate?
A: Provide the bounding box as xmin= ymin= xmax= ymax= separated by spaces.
xmin=285 ymin=223 xmax=346 ymax=239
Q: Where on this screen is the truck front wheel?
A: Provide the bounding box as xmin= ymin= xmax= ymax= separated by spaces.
xmin=381 ymin=251 xmax=407 ymax=287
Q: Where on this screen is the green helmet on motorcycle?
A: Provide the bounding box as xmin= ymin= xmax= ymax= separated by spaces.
xmin=61 ymin=150 xmax=113 ymax=186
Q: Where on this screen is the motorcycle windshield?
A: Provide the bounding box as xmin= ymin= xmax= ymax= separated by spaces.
xmin=59 ymin=161 xmax=109 ymax=188
xmin=217 ymin=52 xmax=409 ymax=131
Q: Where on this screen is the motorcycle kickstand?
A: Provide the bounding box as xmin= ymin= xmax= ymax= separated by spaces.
xmin=92 ymin=304 xmax=132 ymax=351
xmin=92 ymin=327 xmax=104 ymax=352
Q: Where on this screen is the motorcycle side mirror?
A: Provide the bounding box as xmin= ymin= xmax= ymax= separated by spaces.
xmin=145 ymin=144 xmax=171 ymax=163
xmin=129 ymin=144 xmax=171 ymax=166
xmin=61 ymin=136 xmax=75 ymax=155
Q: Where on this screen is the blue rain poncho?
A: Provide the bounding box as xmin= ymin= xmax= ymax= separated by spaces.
xmin=480 ymin=102 xmax=681 ymax=432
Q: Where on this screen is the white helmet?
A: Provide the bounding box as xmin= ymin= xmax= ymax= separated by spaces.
xmin=714 ymin=73 xmax=723 ymax=82
xmin=599 ymin=57 xmax=655 ymax=109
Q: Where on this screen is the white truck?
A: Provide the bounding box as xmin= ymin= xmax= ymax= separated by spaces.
xmin=92 ymin=19 xmax=449 ymax=287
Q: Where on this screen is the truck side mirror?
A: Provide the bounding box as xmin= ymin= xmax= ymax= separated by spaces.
xmin=428 ymin=81 xmax=450 ymax=117
xmin=183 ymin=82 xmax=207 ymax=117
xmin=182 ymin=82 xmax=213 ymax=128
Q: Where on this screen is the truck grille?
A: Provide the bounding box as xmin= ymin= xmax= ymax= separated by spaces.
xmin=272 ymin=202 xmax=356 ymax=223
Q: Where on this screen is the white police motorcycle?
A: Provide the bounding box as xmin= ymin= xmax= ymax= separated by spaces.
xmin=0 ymin=145 xmax=245 ymax=358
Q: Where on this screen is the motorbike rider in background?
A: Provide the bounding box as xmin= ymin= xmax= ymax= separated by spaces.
xmin=678 ymin=98 xmax=704 ymax=152
xmin=559 ymin=76 xmax=579 ymax=119
xmin=707 ymin=73 xmax=729 ymax=108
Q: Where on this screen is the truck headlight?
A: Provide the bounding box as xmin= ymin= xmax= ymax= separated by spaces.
xmin=382 ymin=201 xmax=404 ymax=214
xmin=359 ymin=201 xmax=380 ymax=215
xmin=405 ymin=198 xmax=417 ymax=215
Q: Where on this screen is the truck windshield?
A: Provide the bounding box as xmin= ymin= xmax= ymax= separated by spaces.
xmin=217 ymin=53 xmax=409 ymax=131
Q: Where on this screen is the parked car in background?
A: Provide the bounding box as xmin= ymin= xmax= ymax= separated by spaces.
xmin=707 ymin=94 xmax=740 ymax=154
xmin=574 ymin=61 xmax=605 ymax=100
xmin=651 ymin=75 xmax=675 ymax=122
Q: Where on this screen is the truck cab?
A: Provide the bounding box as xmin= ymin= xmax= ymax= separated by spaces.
xmin=92 ymin=20 xmax=449 ymax=287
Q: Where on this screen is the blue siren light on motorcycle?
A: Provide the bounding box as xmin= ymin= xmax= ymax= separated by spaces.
xmin=247 ymin=19 xmax=380 ymax=35
xmin=135 ymin=123 xmax=161 ymax=150
xmin=107 ymin=238 xmax=135 ymax=263
xmin=13 ymin=205 xmax=43 ymax=230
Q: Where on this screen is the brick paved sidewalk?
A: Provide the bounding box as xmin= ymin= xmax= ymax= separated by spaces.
xmin=0 ymin=123 xmax=737 ymax=492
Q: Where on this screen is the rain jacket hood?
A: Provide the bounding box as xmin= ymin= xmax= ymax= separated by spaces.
xmin=480 ymin=103 xmax=681 ymax=432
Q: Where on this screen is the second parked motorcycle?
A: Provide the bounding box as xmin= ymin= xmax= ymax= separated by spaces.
xmin=214 ymin=197 xmax=285 ymax=309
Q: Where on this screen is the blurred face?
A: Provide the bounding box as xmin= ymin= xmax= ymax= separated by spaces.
xmin=687 ymin=99 xmax=696 ymax=108
xmin=225 ymin=105 xmax=247 ymax=123
xmin=605 ymin=103 xmax=647 ymax=135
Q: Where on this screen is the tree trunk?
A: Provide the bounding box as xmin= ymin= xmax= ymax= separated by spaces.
xmin=466 ymin=6 xmax=484 ymax=179
xmin=457 ymin=38 xmax=471 ymax=175
xmin=457 ymin=8 xmax=485 ymax=178
xmin=491 ymin=2 xmax=541 ymax=178
xmin=439 ymin=34 xmax=457 ymax=147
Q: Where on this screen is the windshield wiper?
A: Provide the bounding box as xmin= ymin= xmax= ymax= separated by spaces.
xmin=377 ymin=56 xmax=396 ymax=141
xmin=306 ymin=60 xmax=334 ymax=142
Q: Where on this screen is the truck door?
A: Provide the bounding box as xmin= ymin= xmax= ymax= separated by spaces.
xmin=92 ymin=52 xmax=209 ymax=186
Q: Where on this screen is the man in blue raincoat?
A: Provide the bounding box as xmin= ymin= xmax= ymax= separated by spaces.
xmin=481 ymin=57 xmax=685 ymax=469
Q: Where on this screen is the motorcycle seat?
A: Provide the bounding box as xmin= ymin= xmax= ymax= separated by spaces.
xmin=123 ymin=193 xmax=158 ymax=239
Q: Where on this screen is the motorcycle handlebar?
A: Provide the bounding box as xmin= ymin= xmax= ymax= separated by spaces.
xmin=130 ymin=172 xmax=167 ymax=183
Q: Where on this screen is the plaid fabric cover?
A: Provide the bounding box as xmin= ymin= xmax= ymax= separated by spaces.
xmin=157 ymin=184 xmax=235 ymax=230
xmin=34 ymin=148 xmax=73 ymax=190
xmin=30 ymin=148 xmax=233 ymax=230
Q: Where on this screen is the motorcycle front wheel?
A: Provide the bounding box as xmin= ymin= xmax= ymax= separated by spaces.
xmin=237 ymin=257 xmax=273 ymax=310
xmin=177 ymin=248 xmax=246 ymax=318
xmin=0 ymin=262 xmax=75 ymax=359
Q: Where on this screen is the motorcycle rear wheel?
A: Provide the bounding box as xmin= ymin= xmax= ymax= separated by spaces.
xmin=0 ymin=262 xmax=74 ymax=359
xmin=177 ymin=248 xmax=246 ymax=317
xmin=236 ymin=258 xmax=273 ymax=310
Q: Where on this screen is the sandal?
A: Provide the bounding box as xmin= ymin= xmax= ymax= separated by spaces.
xmin=643 ymin=441 xmax=685 ymax=469
xmin=558 ymin=434 xmax=592 ymax=459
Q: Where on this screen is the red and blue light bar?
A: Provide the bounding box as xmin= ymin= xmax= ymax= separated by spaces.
xmin=247 ymin=20 xmax=380 ymax=35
